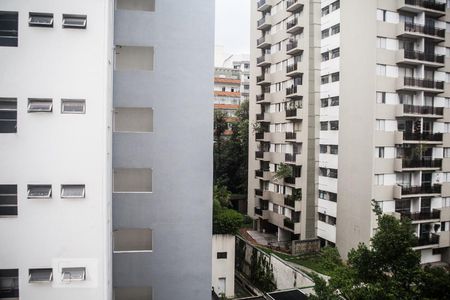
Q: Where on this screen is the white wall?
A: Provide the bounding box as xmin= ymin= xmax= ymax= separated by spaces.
xmin=212 ymin=235 xmax=235 ymax=298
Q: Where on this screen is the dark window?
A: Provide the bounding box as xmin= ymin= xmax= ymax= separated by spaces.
xmin=320 ymin=121 xmax=328 ymax=130
xmin=321 ymin=75 xmax=329 ymax=84
xmin=321 ymin=52 xmax=329 ymax=61
xmin=0 ymin=98 xmax=17 ymax=133
xmin=321 ymin=29 xmax=330 ymax=39
xmin=331 ymin=0 xmax=340 ymax=11
xmin=331 ymin=48 xmax=340 ymax=59
xmin=321 ymin=6 xmax=330 ymax=16
xmin=0 ymin=11 xmax=18 ymax=47
xmin=331 ymin=72 xmax=340 ymax=82
xmin=319 ymin=168 xmax=327 ymax=177
xmin=395 ymin=199 xmax=411 ymax=214
xmin=331 ymin=24 xmax=340 ymax=35
xmin=0 ymin=269 xmax=19 ymax=298
xmin=330 ymin=145 xmax=338 ymax=154
xmin=329 ymin=193 xmax=337 ymax=202
xmin=318 ymin=213 xmax=326 ymax=222
xmin=330 ymin=121 xmax=339 ymax=130
xmin=321 ymin=98 xmax=329 ymax=108
xmin=0 ymin=185 xmax=17 ymax=216
xmin=320 ymin=145 xmax=327 ymax=153
xmin=330 ymin=96 xmax=339 ymax=106
xmin=62 ymin=14 xmax=87 ymax=29
xmin=328 ymin=216 xmax=337 ymax=226
xmin=329 ymin=169 xmax=338 ymax=179
xmin=29 ymin=12 xmax=54 ymax=27
xmin=217 ymin=252 xmax=227 ymax=259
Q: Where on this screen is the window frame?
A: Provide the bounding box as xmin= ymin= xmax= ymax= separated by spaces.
xmin=217 ymin=252 xmax=227 ymax=259
xmin=62 ymin=14 xmax=87 ymax=29
xmin=29 ymin=268 xmax=53 ymax=283
xmin=61 ymin=184 xmax=85 ymax=199
xmin=28 ymin=98 xmax=53 ymax=113
xmin=28 ymin=12 xmax=54 ymax=27
xmin=27 ymin=184 xmax=52 ymax=199
xmin=61 ymin=99 xmax=86 ymax=114
xmin=0 ymin=185 xmax=18 ymax=216
xmin=61 ymin=267 xmax=86 ymax=282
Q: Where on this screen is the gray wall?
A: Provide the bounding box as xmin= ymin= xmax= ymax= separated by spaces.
xmin=112 ymin=1 xmax=214 ymax=299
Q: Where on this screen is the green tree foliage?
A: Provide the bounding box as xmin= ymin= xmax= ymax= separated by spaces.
xmin=214 ymin=101 xmax=249 ymax=194
xmin=310 ymin=202 xmax=450 ymax=300
xmin=213 ymin=184 xmax=243 ymax=235
xmin=250 ymin=248 xmax=276 ymax=292
xmin=274 ymin=163 xmax=293 ymax=180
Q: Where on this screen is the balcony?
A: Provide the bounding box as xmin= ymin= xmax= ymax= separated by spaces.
xmin=257 ymin=74 xmax=271 ymax=86
xmin=255 ymin=189 xmax=263 ymax=197
xmin=398 ymin=0 xmax=446 ymax=16
xmin=398 ymin=22 xmax=445 ymax=41
xmin=284 ymin=218 xmax=295 ymax=230
xmin=255 ymin=151 xmax=265 ymax=159
xmin=257 ymin=0 xmax=272 ymax=12
xmin=284 ymin=189 xmax=302 ymax=208
xmin=257 ymin=55 xmax=271 ymax=67
xmin=400 ymin=210 xmax=441 ymax=221
xmin=285 ymin=108 xmax=302 ymax=119
xmin=256 ymin=113 xmax=269 ymax=123
xmin=286 ymin=18 xmax=303 ymax=34
xmin=286 ymin=62 xmax=303 ymax=77
xmin=286 ymin=85 xmax=303 ymax=99
xmin=397 ymin=77 xmax=444 ymax=93
xmin=285 ymin=132 xmax=297 ymax=140
xmin=395 ymin=158 xmax=442 ymax=170
xmin=257 ymin=35 xmax=271 ymax=49
xmin=286 ymin=0 xmax=303 ymax=12
xmin=397 ymin=49 xmax=445 ymax=68
xmin=285 ymin=153 xmax=299 ymax=164
xmin=257 ymin=16 xmax=271 ymax=30
xmin=397 ymin=131 xmax=443 ymax=143
xmin=255 ymin=132 xmax=266 ymax=140
xmin=256 ymin=94 xmax=266 ymax=103
xmin=415 ymin=233 xmax=440 ymax=247
xmin=395 ymin=184 xmax=441 ymax=198
xmin=397 ymin=104 xmax=443 ymax=118
xmin=255 ymin=207 xmax=263 ymax=216
xmin=286 ymin=40 xmax=302 ymax=55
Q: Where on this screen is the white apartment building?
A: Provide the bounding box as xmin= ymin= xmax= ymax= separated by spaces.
xmin=0 ymin=1 xmax=214 ymax=299
xmin=249 ymin=0 xmax=450 ymax=264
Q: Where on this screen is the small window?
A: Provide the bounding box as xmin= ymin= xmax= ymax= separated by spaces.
xmin=29 ymin=13 xmax=53 ymax=27
xmin=0 ymin=185 xmax=17 ymax=216
xmin=376 ymin=92 xmax=386 ymax=104
xmin=62 ymin=14 xmax=87 ymax=29
xmin=321 ymin=6 xmax=330 ymax=17
xmin=321 ymin=98 xmax=329 ymax=107
xmin=321 ymin=75 xmax=329 ymax=84
xmin=331 ymin=48 xmax=340 ymax=59
xmin=61 ymin=185 xmax=85 ymax=198
xmin=331 ymin=0 xmax=340 ymax=11
xmin=330 ymin=145 xmax=338 ymax=155
xmin=321 ymin=29 xmax=329 ymax=39
xmin=330 ymin=96 xmax=339 ymax=106
xmin=331 ymin=72 xmax=340 ymax=82
xmin=0 ymin=11 xmax=18 ymax=47
xmin=331 ymin=24 xmax=340 ymax=35
xmin=29 ymin=268 xmax=53 ymax=283
xmin=0 ymin=98 xmax=17 ymax=133
xmin=61 ymin=267 xmax=86 ymax=282
xmin=28 ymin=99 xmax=53 ymax=113
xmin=0 ymin=269 xmax=19 ymax=297
xmin=217 ymin=252 xmax=227 ymax=259
xmin=27 ymin=185 xmax=52 ymax=199
xmin=321 ymin=52 xmax=329 ymax=61
xmin=330 ymin=121 xmax=339 ymax=130
xmin=113 ymin=228 xmax=153 ymax=253
xmin=320 ymin=145 xmax=327 ymax=153
xmin=320 ymin=121 xmax=328 ymax=131
xmin=61 ymin=100 xmax=86 ymax=114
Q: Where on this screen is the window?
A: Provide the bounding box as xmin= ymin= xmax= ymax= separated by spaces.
xmin=444 ymin=148 xmax=450 ymax=158
xmin=29 ymin=13 xmax=53 ymax=27
xmin=320 ymin=121 xmax=328 ymax=131
xmin=330 ymin=145 xmax=338 ymax=155
xmin=377 ymin=9 xmax=386 ymax=22
xmin=328 ymin=216 xmax=337 ymax=226
xmin=217 ymin=252 xmax=227 ymax=259
xmin=0 ymin=269 xmax=19 ymax=298
xmin=321 ymin=98 xmax=328 ymax=108
xmin=318 ymin=213 xmax=326 ymax=222
xmin=29 ymin=268 xmax=53 ymax=283
xmin=61 ymin=267 xmax=86 ymax=282
xmin=376 ymin=64 xmax=386 ymax=76
xmin=320 ymin=145 xmax=327 ymax=153
xmin=113 ymin=228 xmax=153 ymax=253
xmin=377 ymin=37 xmax=387 ymax=49
xmin=376 ymin=92 xmax=386 ymax=104
xmin=62 ymin=14 xmax=87 ymax=29
xmin=27 ymin=185 xmax=52 ymax=199
xmin=331 ymin=0 xmax=340 ymax=11
xmin=330 ymin=121 xmax=339 ymax=130
xmin=0 ymin=98 xmax=17 ymax=133
xmin=395 ymin=199 xmax=410 ymax=214
xmin=329 ymin=169 xmax=338 ymax=178
xmin=376 ymin=120 xmax=385 ymax=131
xmin=331 ymin=72 xmax=339 ymax=82
xmin=113 ymin=168 xmax=152 ymax=193
xmin=61 ymin=100 xmax=86 ymax=114
xmin=28 ymin=99 xmax=53 ymax=112
xmin=319 ymin=168 xmax=327 ymax=176
xmin=330 ymin=96 xmax=339 ymax=106
xmin=321 ymin=75 xmax=329 ymax=84
xmin=0 ymin=185 xmax=17 ymax=216
xmin=115 ymin=46 xmax=154 ymax=71
xmin=321 ymin=6 xmax=329 ymax=17
xmin=329 ymin=193 xmax=337 ymax=202
xmin=331 ymin=48 xmax=340 ymax=59
xmin=321 ymin=52 xmax=329 ymax=61
xmin=114 ymin=108 xmax=153 ymax=133
xmin=61 ymin=185 xmax=85 ymax=198
xmin=0 ymin=11 xmax=18 ymax=47
xmin=376 ymin=147 xmax=385 ymax=158
xmin=375 ymin=174 xmax=384 ymax=185
xmin=116 ymin=0 xmax=156 ymax=11
xmin=321 ymin=29 xmax=329 ymax=39
xmin=319 ymin=190 xmax=326 ymax=199
xmin=331 ymin=24 xmax=340 ymax=35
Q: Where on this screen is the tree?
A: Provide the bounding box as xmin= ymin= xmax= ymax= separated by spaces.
xmin=212 ymin=184 xmax=243 ymax=235
xmin=311 ymin=202 xmax=450 ymax=300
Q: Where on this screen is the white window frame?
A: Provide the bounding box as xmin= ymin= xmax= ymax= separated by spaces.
xmin=61 ymin=267 xmax=86 ymax=282
xmin=61 ymin=185 xmax=85 ymax=199
xmin=28 ymin=12 xmax=53 ymax=27
xmin=28 ymin=99 xmax=53 ymax=113
xmin=61 ymin=99 xmax=86 ymax=114
xmin=29 ymin=268 xmax=53 ymax=283
xmin=62 ymin=14 xmax=87 ymax=29
xmin=27 ymin=185 xmax=52 ymax=199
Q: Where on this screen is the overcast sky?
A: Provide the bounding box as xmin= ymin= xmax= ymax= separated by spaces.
xmin=215 ymin=0 xmax=251 ymax=55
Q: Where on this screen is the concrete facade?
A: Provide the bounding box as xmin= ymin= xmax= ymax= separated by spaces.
xmin=212 ymin=234 xmax=235 ymax=298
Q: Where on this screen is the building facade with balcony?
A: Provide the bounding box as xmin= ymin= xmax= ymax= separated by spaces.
xmin=0 ymin=0 xmax=214 ymax=299
xmin=249 ymin=0 xmax=450 ymax=264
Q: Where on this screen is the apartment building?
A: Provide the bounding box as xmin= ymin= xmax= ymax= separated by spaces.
xmin=0 ymin=1 xmax=213 ymax=299
xmin=224 ymin=54 xmax=251 ymax=102
xmin=215 ymin=67 xmax=242 ymax=136
xmin=249 ymin=0 xmax=450 ymax=264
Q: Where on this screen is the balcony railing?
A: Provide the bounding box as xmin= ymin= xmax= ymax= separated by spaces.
xmin=286 ymin=0 xmax=299 ymax=9
xmin=255 ymin=151 xmax=264 ymax=159
xmin=402 ymin=132 xmax=443 ymax=142
xmin=256 ymin=95 xmax=265 ymax=102
xmin=285 ymin=132 xmax=297 ymax=140
xmin=403 ymin=50 xmax=445 ymax=64
xmin=403 ymin=104 xmax=443 ymax=116
xmin=286 ymin=109 xmax=298 ymax=117
xmin=256 ymin=113 xmax=266 ymax=121
xmin=401 ymin=158 xmax=442 ymax=168
xmin=285 ymin=153 xmax=297 ymax=163
xmin=401 ymin=210 xmax=440 ymax=221
xmin=286 ymin=85 xmax=298 ymax=95
xmin=286 ymin=63 xmax=298 ymax=73
xmin=255 ymin=189 xmax=263 ymax=196
xmin=257 ymin=75 xmax=265 ymax=83
xmin=257 ymin=0 xmax=267 ymax=9
xmin=255 ymin=207 xmax=263 ymax=216
xmin=257 ymin=36 xmax=266 ymax=46
xmin=284 ymin=189 xmax=302 ymax=207
xmin=284 ymin=218 xmax=295 ymax=230
xmin=257 ymin=55 xmax=265 ymax=65
xmin=403 ymin=77 xmax=444 ymax=90
xmin=286 ymin=18 xmax=298 ymax=31
xmin=405 ymin=0 xmax=446 ymax=12
xmin=286 ymin=40 xmax=298 ymax=52
xmin=403 ymin=23 xmax=445 ymax=38
xmin=255 ymin=132 xmax=265 ymax=140
xmin=400 ymin=184 xmax=441 ymax=195
xmin=255 ymin=170 xmax=264 ymax=178
xmin=257 ymin=17 xmax=266 ymax=27
xmin=284 ymin=177 xmax=297 ymax=184
xmin=416 ymin=233 xmax=440 ymax=246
